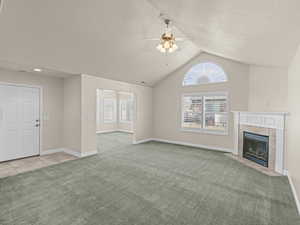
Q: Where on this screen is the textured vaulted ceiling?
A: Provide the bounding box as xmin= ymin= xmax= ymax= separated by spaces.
xmin=148 ymin=0 xmax=300 ymax=67
xmin=0 ymin=0 xmax=300 ymax=86
xmin=0 ymin=0 xmax=200 ymax=86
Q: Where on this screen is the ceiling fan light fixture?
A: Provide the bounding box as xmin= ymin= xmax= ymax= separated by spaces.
xmin=156 ymin=19 xmax=179 ymax=54
xmin=168 ymin=44 xmax=178 ymax=53
xmin=33 ymin=68 xmax=42 ymax=72
xmin=163 ymin=41 xmax=171 ymax=49
xmin=157 ymin=44 xmax=166 ymax=53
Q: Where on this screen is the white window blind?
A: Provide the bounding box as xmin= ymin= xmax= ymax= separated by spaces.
xmin=103 ymin=98 xmax=116 ymax=123
xmin=182 ymin=93 xmax=228 ymax=134
xmin=182 ymin=96 xmax=202 ymax=129
xmin=119 ymin=99 xmax=133 ymax=123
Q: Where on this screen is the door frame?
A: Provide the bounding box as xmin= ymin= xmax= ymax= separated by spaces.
xmin=0 ymin=82 xmax=43 ymax=156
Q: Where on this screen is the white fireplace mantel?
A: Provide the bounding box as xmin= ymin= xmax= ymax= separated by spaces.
xmin=232 ymin=111 xmax=289 ymax=175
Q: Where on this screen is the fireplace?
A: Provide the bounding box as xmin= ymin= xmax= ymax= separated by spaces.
xmin=232 ymin=111 xmax=288 ymax=175
xmin=243 ymin=131 xmax=269 ymax=167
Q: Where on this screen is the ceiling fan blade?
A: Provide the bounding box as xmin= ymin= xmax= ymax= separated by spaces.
xmin=144 ymin=38 xmax=185 ymax=41
xmin=144 ymin=38 xmax=160 ymax=41
xmin=0 ymin=0 xmax=3 ymax=13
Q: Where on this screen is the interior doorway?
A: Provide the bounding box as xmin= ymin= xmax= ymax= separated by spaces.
xmin=96 ymin=89 xmax=135 ymax=153
xmin=0 ymin=83 xmax=41 ymax=162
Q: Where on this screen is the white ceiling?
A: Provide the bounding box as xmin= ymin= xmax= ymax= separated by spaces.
xmin=0 ymin=0 xmax=200 ymax=86
xmin=0 ymin=0 xmax=299 ymax=86
xmin=148 ymin=0 xmax=300 ymax=67
xmin=0 ymin=60 xmax=76 ymax=78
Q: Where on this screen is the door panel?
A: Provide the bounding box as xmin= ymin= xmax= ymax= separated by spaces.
xmin=0 ymin=84 xmax=40 ymax=162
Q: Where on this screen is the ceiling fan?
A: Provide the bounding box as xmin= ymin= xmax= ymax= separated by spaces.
xmin=145 ymin=17 xmax=185 ymax=54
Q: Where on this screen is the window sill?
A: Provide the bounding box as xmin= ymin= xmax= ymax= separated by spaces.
xmin=103 ymin=121 xmax=117 ymax=124
xmin=180 ymin=128 xmax=229 ymax=136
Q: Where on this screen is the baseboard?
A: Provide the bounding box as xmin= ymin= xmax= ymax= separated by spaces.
xmin=80 ymin=151 xmax=98 ymax=157
xmin=63 ymin=148 xmax=82 ymax=157
xmin=41 ymin=148 xmax=97 ymax=158
xmin=96 ymin=129 xmax=133 ymax=134
xmin=133 ymin=138 xmax=153 ymax=144
xmin=117 ymin=129 xmax=134 ymax=133
xmin=286 ymin=170 xmax=300 ymax=215
xmin=41 ymin=148 xmax=80 ymax=157
xmin=40 ymin=148 xmax=64 ymax=156
xmin=96 ymin=130 xmax=117 ymax=134
xmin=63 ymin=149 xmax=98 ymax=158
xmin=152 ymin=138 xmax=233 ymax=153
xmin=132 ymin=138 xmax=233 ymax=153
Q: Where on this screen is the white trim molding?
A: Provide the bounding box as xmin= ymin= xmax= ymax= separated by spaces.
xmin=40 ymin=148 xmax=97 ymax=158
xmin=181 ymin=128 xmax=228 ymax=136
xmin=132 ymin=138 xmax=232 ymax=153
xmin=40 ymin=148 xmax=65 ymax=156
xmin=133 ymin=138 xmax=153 ymax=144
xmin=63 ymin=148 xmax=82 ymax=157
xmin=96 ymin=130 xmax=117 ymax=134
xmin=64 ymin=149 xmax=98 ymax=158
xmin=152 ymin=138 xmax=232 ymax=153
xmin=96 ymin=129 xmax=133 ymax=134
xmin=80 ymin=151 xmax=98 ymax=157
xmin=117 ymin=129 xmax=134 ymax=133
xmin=286 ymin=170 xmax=300 ymax=215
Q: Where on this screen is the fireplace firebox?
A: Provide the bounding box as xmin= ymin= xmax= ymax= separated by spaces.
xmin=243 ymin=131 xmax=269 ymax=167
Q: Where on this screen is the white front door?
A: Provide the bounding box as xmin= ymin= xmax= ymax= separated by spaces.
xmin=0 ymin=84 xmax=40 ymax=162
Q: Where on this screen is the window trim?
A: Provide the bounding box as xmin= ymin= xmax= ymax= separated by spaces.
xmin=181 ymin=92 xmax=229 ymax=135
xmin=182 ymin=80 xmax=228 ymax=87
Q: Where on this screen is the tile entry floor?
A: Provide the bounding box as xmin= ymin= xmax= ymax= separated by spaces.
xmin=0 ymin=152 xmax=77 ymax=178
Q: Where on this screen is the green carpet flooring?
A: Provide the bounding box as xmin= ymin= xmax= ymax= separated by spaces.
xmin=0 ymin=132 xmax=299 ymax=225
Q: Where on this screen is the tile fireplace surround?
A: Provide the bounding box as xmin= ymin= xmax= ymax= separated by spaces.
xmin=232 ymin=111 xmax=288 ymax=175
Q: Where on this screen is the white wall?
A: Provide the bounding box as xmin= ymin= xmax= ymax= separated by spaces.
xmin=153 ymin=53 xmax=249 ymax=151
xmin=63 ymin=75 xmax=82 ymax=153
xmin=287 ymin=45 xmax=300 ymax=206
xmin=248 ymin=65 xmax=288 ymax=112
xmin=81 ymin=74 xmax=152 ymax=153
xmin=0 ymin=69 xmax=64 ymax=152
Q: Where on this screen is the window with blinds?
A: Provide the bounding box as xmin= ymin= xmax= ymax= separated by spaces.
xmin=182 ymin=93 xmax=228 ymax=134
xmin=119 ymin=99 xmax=133 ymax=123
xmin=103 ymin=98 xmax=116 ymax=123
xmin=182 ymin=96 xmax=202 ymax=129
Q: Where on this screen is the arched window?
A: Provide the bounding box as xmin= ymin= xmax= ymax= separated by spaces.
xmin=182 ymin=62 xmax=227 ymax=86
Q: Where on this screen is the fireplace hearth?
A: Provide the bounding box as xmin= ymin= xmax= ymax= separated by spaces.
xmin=243 ymin=131 xmax=269 ymax=167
